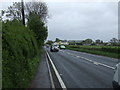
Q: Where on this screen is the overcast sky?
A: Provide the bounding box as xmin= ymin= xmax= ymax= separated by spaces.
xmin=1 ymin=0 xmax=119 ymax=42
xmin=46 ymin=2 xmax=118 ymax=42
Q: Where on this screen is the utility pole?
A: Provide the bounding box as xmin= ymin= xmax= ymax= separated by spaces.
xmin=21 ymin=0 xmax=25 ymax=26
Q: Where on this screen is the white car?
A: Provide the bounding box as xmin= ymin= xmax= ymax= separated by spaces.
xmin=112 ymin=62 xmax=120 ymax=89
xmin=50 ymin=45 xmax=59 ymax=52
xmin=59 ymin=45 xmax=66 ymax=49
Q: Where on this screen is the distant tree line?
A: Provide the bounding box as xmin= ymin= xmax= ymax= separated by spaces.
xmin=46 ymin=38 xmax=120 ymax=46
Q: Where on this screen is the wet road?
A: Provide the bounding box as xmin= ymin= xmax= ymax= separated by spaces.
xmin=46 ymin=48 xmax=118 ymax=88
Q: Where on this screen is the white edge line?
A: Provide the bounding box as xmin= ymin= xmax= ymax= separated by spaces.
xmin=45 ymin=53 xmax=55 ymax=89
xmin=45 ymin=50 xmax=67 ymax=89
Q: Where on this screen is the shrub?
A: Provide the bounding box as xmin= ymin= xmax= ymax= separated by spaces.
xmin=27 ymin=13 xmax=48 ymax=47
xmin=2 ymin=20 xmax=39 ymax=88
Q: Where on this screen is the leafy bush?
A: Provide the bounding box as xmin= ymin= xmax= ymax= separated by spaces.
xmin=2 ymin=20 xmax=39 ymax=88
xmin=27 ymin=13 xmax=48 ymax=47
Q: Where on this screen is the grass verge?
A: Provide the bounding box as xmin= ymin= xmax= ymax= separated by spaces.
xmin=66 ymin=46 xmax=119 ymax=59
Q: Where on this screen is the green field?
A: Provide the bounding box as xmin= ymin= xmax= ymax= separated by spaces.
xmin=66 ymin=45 xmax=120 ymax=59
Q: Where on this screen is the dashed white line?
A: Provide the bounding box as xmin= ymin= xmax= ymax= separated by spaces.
xmin=64 ymin=51 xmax=115 ymax=70
xmin=93 ymin=61 xmax=99 ymax=65
xmin=82 ymin=57 xmax=92 ymax=62
xmin=67 ymin=53 xmax=71 ymax=55
xmin=98 ymin=63 xmax=115 ymax=69
xmin=76 ymin=56 xmax=80 ymax=58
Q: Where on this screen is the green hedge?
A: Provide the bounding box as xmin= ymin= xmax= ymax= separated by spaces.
xmin=2 ymin=20 xmax=40 ymax=88
xmin=66 ymin=45 xmax=120 ymax=59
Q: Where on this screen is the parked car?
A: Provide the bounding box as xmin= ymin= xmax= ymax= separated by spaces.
xmin=59 ymin=45 xmax=66 ymax=49
xmin=50 ymin=45 xmax=59 ymax=52
xmin=112 ymin=62 xmax=120 ymax=89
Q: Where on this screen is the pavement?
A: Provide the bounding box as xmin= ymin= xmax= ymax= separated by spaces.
xmin=29 ymin=49 xmax=51 ymax=88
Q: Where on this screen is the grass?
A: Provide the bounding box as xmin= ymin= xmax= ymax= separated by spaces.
xmin=66 ymin=45 xmax=119 ymax=59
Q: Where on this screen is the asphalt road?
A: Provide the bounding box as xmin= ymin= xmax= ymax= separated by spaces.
xmin=46 ymin=48 xmax=118 ymax=88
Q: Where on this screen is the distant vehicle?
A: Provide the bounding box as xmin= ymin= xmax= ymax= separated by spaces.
xmin=112 ymin=62 xmax=120 ymax=89
xmin=50 ymin=45 xmax=59 ymax=52
xmin=59 ymin=45 xmax=66 ymax=49
xmin=46 ymin=46 xmax=49 ymax=48
xmin=46 ymin=44 xmax=49 ymax=48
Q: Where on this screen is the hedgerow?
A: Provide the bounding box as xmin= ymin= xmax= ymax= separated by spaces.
xmin=66 ymin=45 xmax=120 ymax=59
xmin=2 ymin=20 xmax=40 ymax=88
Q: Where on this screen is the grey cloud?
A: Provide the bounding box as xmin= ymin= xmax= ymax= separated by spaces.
xmin=48 ymin=3 xmax=118 ymax=41
xmin=46 ymin=2 xmax=118 ymax=41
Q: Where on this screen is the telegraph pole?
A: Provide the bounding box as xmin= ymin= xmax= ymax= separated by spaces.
xmin=21 ymin=0 xmax=25 ymax=26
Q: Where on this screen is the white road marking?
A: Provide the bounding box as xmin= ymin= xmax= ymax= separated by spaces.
xmin=67 ymin=53 xmax=71 ymax=55
xmin=64 ymin=51 xmax=115 ymax=70
xmin=98 ymin=63 xmax=115 ymax=69
xmin=46 ymin=50 xmax=67 ymax=89
xmin=45 ymin=54 xmax=55 ymax=89
xmin=76 ymin=56 xmax=80 ymax=58
xmin=82 ymin=57 xmax=92 ymax=62
xmin=80 ymin=56 xmax=84 ymax=59
xmin=93 ymin=61 xmax=99 ymax=65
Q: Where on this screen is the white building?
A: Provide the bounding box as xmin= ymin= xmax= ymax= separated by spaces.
xmin=54 ymin=41 xmax=69 ymax=45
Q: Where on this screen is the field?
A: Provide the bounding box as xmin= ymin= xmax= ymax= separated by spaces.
xmin=66 ymin=45 xmax=120 ymax=59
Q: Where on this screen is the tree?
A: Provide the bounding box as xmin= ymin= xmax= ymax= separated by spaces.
xmin=110 ymin=38 xmax=118 ymax=43
xmin=46 ymin=40 xmax=54 ymax=45
xmin=25 ymin=1 xmax=48 ymax=22
xmin=95 ymin=39 xmax=101 ymax=44
xmin=55 ymin=38 xmax=61 ymax=42
xmin=4 ymin=2 xmax=22 ymax=21
xmin=100 ymin=40 xmax=103 ymax=44
xmin=110 ymin=38 xmax=118 ymax=46
xmin=84 ymin=39 xmax=93 ymax=44
xmin=27 ymin=13 xmax=48 ymax=46
xmin=2 ymin=1 xmax=48 ymax=23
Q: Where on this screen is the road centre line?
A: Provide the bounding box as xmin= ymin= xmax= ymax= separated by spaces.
xmin=98 ymin=63 xmax=115 ymax=69
xmin=82 ymin=57 xmax=115 ymax=69
xmin=63 ymin=50 xmax=115 ymax=70
xmin=46 ymin=50 xmax=67 ymax=89
xmin=82 ymin=58 xmax=93 ymax=62
xmin=93 ymin=61 xmax=99 ymax=65
xmin=67 ymin=52 xmax=71 ymax=55
xmin=76 ymin=56 xmax=80 ymax=58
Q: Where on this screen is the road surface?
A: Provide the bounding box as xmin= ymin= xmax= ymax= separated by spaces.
xmin=45 ymin=47 xmax=118 ymax=88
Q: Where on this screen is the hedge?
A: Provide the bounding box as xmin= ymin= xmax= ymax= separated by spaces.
xmin=2 ymin=20 xmax=40 ymax=88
